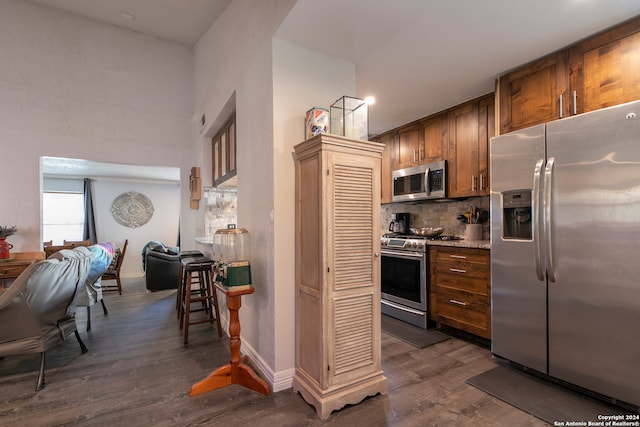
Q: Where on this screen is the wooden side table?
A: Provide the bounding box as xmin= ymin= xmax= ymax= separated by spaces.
xmin=0 ymin=252 xmax=45 ymax=290
xmin=189 ymin=283 xmax=270 ymax=397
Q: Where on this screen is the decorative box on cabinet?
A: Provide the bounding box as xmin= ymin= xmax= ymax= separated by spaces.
xmin=292 ymin=134 xmax=387 ymax=419
xmin=429 ymin=246 xmax=491 ymax=339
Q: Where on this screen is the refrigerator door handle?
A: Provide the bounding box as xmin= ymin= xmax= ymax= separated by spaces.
xmin=533 ymin=159 xmax=545 ymax=281
xmin=544 ymin=157 xmax=556 ymax=282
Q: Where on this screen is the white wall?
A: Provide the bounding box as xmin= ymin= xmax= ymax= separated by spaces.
xmin=92 ymin=180 xmax=180 ymax=277
xmin=194 ymin=0 xmax=297 ymax=390
xmin=271 ymin=39 xmax=356 ymax=377
xmin=0 ymin=0 xmax=195 ymax=252
xmin=194 ymin=0 xmax=357 ymax=390
xmin=0 ymin=0 xmax=359 ymax=392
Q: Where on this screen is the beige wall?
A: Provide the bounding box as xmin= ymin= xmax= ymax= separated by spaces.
xmin=0 ymin=0 xmax=195 ymax=253
xmin=193 ymin=0 xmax=297 ymax=390
xmin=193 ymin=1 xmax=358 ymax=390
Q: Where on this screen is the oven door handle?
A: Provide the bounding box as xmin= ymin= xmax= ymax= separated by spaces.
xmin=381 ymin=249 xmax=425 ymax=259
xmin=381 ymin=299 xmax=427 ymax=316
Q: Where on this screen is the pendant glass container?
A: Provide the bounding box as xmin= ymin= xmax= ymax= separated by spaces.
xmin=330 ymin=96 xmax=369 ymax=140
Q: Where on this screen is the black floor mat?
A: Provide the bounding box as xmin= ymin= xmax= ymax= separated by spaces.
xmin=467 ymin=365 xmax=635 ymax=424
xmin=381 ymin=314 xmax=449 ymax=348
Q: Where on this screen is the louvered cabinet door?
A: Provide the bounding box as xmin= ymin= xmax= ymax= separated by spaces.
xmin=293 ymin=134 xmax=387 ymax=419
xmin=327 ymin=155 xmax=381 ymax=387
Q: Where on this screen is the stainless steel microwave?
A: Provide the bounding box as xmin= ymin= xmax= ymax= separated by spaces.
xmin=392 ymin=160 xmax=447 ymax=202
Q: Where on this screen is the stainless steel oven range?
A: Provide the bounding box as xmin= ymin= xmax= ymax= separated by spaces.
xmin=380 ymin=233 xmax=459 ymax=329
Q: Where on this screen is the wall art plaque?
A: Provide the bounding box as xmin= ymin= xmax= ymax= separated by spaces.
xmin=110 ymin=191 xmax=154 ymax=228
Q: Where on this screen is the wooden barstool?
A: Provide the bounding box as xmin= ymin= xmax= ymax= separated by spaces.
xmin=175 ymin=250 xmax=204 ymax=313
xmin=179 ymin=257 xmax=223 ymax=345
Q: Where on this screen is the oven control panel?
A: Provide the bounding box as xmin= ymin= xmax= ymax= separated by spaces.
xmin=381 ymin=237 xmax=426 ymax=252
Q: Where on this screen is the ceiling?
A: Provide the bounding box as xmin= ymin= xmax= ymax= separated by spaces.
xmin=41 ymin=157 xmax=180 ymax=183
xmin=27 ymin=0 xmax=231 ymax=45
xmin=26 ymin=0 xmax=640 ymax=178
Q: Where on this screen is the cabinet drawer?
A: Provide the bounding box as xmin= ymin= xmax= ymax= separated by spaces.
xmin=431 ymin=267 xmax=490 ymax=303
xmin=0 ymin=264 xmax=29 ymax=279
xmin=430 ymin=292 xmax=491 ymax=339
xmin=430 ymin=247 xmax=489 ymax=269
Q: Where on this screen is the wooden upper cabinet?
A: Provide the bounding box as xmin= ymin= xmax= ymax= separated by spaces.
xmin=373 ymin=131 xmax=398 ymax=204
xmin=499 ymin=16 xmax=640 ymax=134
xmin=571 ymin=16 xmax=640 ymax=115
xmin=448 ymin=94 xmax=494 ymax=198
xmin=498 ymin=51 xmax=569 ymax=134
xmin=396 ymin=124 xmax=423 ymax=169
xmin=212 ymin=113 xmax=237 ymax=187
xmin=421 ymin=112 xmax=448 ymax=163
xmin=448 ymin=102 xmax=479 ymax=198
xmin=478 ymin=95 xmax=494 ymax=197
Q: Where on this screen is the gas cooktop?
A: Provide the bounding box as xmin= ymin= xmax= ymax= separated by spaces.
xmin=382 ymin=233 xmax=461 ymax=241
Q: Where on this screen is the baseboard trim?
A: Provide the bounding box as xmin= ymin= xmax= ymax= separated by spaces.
xmin=217 ymin=317 xmax=294 ymax=393
xmin=239 ymin=334 xmax=295 ymax=393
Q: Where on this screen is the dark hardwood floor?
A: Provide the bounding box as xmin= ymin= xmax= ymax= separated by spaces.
xmin=0 ymin=278 xmax=547 ymax=426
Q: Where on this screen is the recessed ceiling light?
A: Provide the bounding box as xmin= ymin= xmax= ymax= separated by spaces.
xmin=120 ymin=11 xmax=136 ymax=21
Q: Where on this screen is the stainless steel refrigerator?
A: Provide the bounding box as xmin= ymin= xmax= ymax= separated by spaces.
xmin=490 ymin=100 xmax=640 ymax=408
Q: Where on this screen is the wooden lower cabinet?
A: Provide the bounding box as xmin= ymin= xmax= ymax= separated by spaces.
xmin=429 ymin=246 xmax=491 ymax=339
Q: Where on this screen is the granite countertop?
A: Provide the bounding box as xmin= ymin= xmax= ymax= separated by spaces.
xmin=197 ymin=237 xmax=490 ymax=250
xmin=426 ymin=239 xmax=490 ymax=250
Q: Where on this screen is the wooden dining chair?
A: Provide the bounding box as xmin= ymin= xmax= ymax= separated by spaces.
xmin=101 ymin=240 xmax=128 ymax=294
xmin=63 ymin=239 xmax=90 ymax=247
xmin=44 ymin=244 xmax=74 ymax=259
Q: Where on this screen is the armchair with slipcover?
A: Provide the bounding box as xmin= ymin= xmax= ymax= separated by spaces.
xmin=0 ymin=247 xmax=92 ymax=391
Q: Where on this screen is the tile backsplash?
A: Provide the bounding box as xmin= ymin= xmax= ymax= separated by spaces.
xmin=381 ymin=196 xmax=490 ymax=239
xmin=204 ymin=187 xmax=237 ymax=238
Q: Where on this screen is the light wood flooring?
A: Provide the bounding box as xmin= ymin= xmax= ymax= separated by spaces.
xmin=0 ymin=278 xmax=548 ymax=426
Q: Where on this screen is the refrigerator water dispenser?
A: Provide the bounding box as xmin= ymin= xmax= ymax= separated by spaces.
xmin=502 ymin=190 xmax=532 ymax=240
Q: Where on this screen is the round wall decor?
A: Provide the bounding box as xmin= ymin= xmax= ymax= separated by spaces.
xmin=110 ymin=191 xmax=154 ymax=228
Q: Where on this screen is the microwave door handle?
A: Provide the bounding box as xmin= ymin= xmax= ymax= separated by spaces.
xmin=424 ymin=168 xmax=431 ymax=196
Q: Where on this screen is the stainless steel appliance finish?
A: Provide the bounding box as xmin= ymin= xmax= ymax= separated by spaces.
xmin=392 ymin=160 xmax=446 ymax=202
xmin=381 ymin=233 xmax=461 ymax=329
xmin=409 ymin=227 xmax=444 ymax=237
xmin=381 ymin=234 xmax=428 ymax=328
xmin=490 ymin=100 xmax=640 ymax=408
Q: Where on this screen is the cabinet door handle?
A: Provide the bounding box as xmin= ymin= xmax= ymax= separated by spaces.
xmin=471 ymin=175 xmax=476 ymax=192
xmin=413 ymin=150 xmax=417 ymax=163
xmin=572 ymin=90 xmax=577 ymax=115
xmin=479 ymin=174 xmax=484 ymax=192
xmin=559 ymin=93 xmax=563 ymax=119
xmin=449 ymin=299 xmax=467 ymax=306
xmin=449 ymin=255 xmax=467 ymax=259
xmin=419 ymin=148 xmax=424 ymax=161
xmin=449 ymin=268 xmax=467 ymax=274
